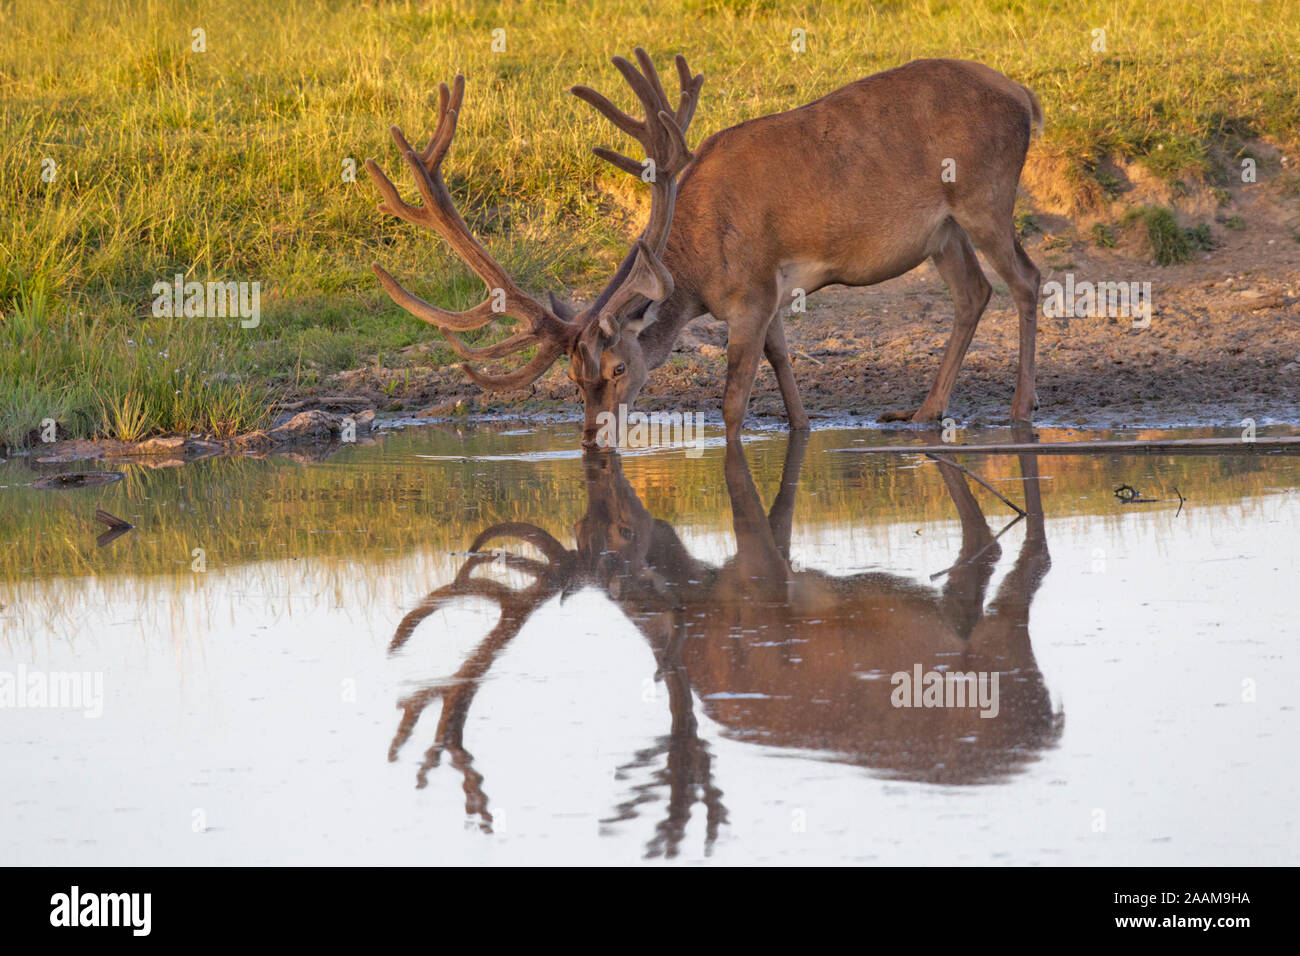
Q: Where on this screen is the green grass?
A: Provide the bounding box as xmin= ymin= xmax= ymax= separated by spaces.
xmin=2 ymin=0 xmax=1298 ymax=448
xmin=0 ymin=277 xmax=277 ymax=448
xmin=1089 ymin=223 xmax=1117 ymax=248
xmin=1120 ymin=206 xmax=1217 ymax=264
xmin=1013 ymin=207 xmax=1041 ymax=239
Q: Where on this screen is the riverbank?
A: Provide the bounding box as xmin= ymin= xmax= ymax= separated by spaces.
xmin=4 ymin=0 xmax=1298 ymax=451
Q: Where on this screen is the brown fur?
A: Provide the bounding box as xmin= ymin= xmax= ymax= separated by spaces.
xmin=586 ymin=59 xmax=1044 ymax=444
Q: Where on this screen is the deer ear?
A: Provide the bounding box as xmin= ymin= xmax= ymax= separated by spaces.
xmin=547 ymin=291 xmax=577 ymax=323
xmin=575 ymin=321 xmax=603 ymax=381
xmin=621 ymin=300 xmax=660 ymax=336
xmin=597 ymin=240 xmax=674 ymax=336
xmin=625 ymin=241 xmax=674 ymax=303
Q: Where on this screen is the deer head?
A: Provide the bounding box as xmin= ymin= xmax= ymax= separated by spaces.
xmin=367 ymin=50 xmax=703 ymax=448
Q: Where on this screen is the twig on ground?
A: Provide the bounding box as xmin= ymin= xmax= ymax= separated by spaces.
xmin=93 ymin=509 xmax=134 ymax=548
xmin=791 ymin=349 xmax=825 ymax=367
xmin=1114 ymin=484 xmax=1188 ymax=515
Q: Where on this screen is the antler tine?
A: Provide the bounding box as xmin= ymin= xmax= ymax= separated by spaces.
xmin=571 ymin=48 xmax=702 ymax=149
xmin=390 ymin=573 xmax=513 ymax=653
xmin=414 ymin=75 xmax=465 ymax=173
xmin=390 ymin=521 xmax=575 ymax=654
xmin=673 ymin=54 xmax=705 ymax=134
xmin=572 ymin=49 xmax=703 ymax=339
xmin=588 ymin=110 xmax=691 ymax=184
xmin=390 ymin=543 xmax=574 ymax=816
xmin=367 ymin=74 xmax=577 ymax=391
xmin=633 ymin=47 xmax=669 ymax=116
xmin=437 ymin=327 xmax=539 ymax=361
xmin=468 ymin=522 xmax=572 ymax=565
xmin=462 ymin=340 xmax=567 ymax=391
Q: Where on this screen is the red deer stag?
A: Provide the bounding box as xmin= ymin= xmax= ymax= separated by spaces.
xmin=369 ymin=55 xmax=1043 ymax=446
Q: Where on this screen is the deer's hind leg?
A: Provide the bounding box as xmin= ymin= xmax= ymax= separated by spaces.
xmin=955 ymin=214 xmax=1042 ymax=423
xmin=880 ymin=222 xmax=991 ymax=423
xmin=933 ymin=458 xmax=1001 ymax=641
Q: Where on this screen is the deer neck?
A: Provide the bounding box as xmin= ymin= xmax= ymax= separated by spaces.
xmin=636 ymin=283 xmax=702 ymax=370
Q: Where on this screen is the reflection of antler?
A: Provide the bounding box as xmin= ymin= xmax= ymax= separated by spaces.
xmin=388 ymin=524 xmax=573 ymax=830
xmin=602 ymin=608 xmax=727 ymax=859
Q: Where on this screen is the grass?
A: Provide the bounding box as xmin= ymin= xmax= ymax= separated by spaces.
xmin=1089 ymin=223 xmax=1117 ymax=248
xmin=0 ymin=274 xmax=276 ymax=448
xmin=1120 ymin=206 xmax=1217 ymax=264
xmin=2 ymin=0 xmax=1298 ymax=448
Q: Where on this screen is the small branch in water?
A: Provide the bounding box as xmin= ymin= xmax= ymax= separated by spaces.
xmin=1114 ymin=484 xmax=1188 ymax=515
xmin=93 ymin=509 xmax=134 ymax=548
xmin=925 ymin=453 xmax=1027 ymax=517
xmin=929 ymin=514 xmax=1023 ymax=581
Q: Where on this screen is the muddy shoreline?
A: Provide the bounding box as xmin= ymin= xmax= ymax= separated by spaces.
xmin=10 ymin=176 xmax=1300 ymax=467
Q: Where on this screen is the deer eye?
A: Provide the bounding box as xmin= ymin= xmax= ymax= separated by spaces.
xmin=612 ymin=363 xmax=626 ymax=377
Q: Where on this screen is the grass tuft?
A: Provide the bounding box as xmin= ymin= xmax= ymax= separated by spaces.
xmin=1121 ymin=206 xmax=1217 ymax=265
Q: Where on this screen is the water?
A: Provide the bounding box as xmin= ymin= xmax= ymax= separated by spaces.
xmin=1 ymin=424 xmax=1296 ymax=864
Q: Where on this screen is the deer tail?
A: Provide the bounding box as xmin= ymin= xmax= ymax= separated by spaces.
xmin=1020 ymin=83 xmax=1044 ymax=137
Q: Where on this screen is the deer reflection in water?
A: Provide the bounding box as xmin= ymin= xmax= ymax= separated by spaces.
xmin=388 ymin=434 xmax=1062 ymax=856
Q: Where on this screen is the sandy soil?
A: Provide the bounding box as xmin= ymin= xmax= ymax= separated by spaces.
xmin=322 ymin=168 xmax=1300 ymax=431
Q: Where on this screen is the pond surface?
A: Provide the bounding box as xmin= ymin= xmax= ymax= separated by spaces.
xmin=1 ymin=424 xmax=1296 ymax=864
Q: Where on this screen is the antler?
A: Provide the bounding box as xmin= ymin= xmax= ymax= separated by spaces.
xmin=366 ymin=76 xmax=579 ymax=390
xmin=388 ymin=523 xmax=576 ymax=827
xmin=572 ymin=48 xmax=704 ymax=339
xmin=366 ymin=49 xmax=702 ymax=393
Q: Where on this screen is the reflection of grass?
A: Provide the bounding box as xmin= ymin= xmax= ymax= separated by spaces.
xmin=3 ymin=431 xmax=1295 ymax=645
xmin=1 ymin=426 xmax=1293 ymax=589
xmin=3 ymin=1 xmax=1297 ymax=446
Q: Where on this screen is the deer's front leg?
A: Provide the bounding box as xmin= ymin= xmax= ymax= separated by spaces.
xmin=763 ymin=319 xmax=809 ymax=431
xmin=723 ymin=333 xmax=766 ymax=442
xmin=719 ymin=293 xmax=781 ymax=442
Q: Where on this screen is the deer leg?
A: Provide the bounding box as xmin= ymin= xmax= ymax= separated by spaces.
xmin=724 ymin=440 xmax=793 ymax=595
xmin=722 ymin=341 xmax=764 ymax=442
xmin=960 ymin=219 xmax=1042 ymax=423
xmin=969 ymin=453 xmax=1052 ymax=676
xmin=933 ymin=459 xmax=1001 ymax=641
xmin=719 ymin=294 xmax=779 ymax=442
xmin=767 ymin=429 xmax=811 ymax=561
xmin=880 ymin=224 xmax=991 ymax=424
xmin=763 ymin=319 xmax=810 ymax=431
